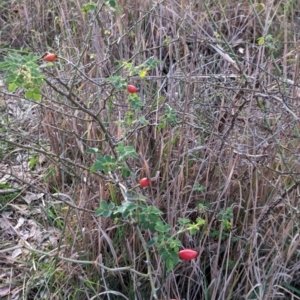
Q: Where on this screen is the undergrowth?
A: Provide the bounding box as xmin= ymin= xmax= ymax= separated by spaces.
xmin=1 ymin=0 xmax=300 ymax=299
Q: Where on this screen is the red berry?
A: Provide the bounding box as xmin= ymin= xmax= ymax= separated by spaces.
xmin=127 ymin=84 xmax=138 ymax=93
xmin=43 ymin=53 xmax=57 ymax=62
xmin=178 ymin=249 xmax=198 ymax=260
xmin=139 ymin=177 xmax=149 ymax=187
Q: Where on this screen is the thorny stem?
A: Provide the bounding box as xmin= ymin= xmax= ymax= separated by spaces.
xmin=135 ymin=225 xmax=158 ymax=300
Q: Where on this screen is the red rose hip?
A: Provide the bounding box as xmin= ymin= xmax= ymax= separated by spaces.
xmin=178 ymin=249 xmax=198 ymax=260
xmin=139 ymin=177 xmax=149 ymax=187
xmin=127 ymin=84 xmax=138 ymax=93
xmin=43 ymin=53 xmax=57 ymax=62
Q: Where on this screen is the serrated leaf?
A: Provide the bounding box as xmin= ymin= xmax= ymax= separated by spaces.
xmin=148 ymin=215 xmax=161 ymax=226
xmin=257 ymin=37 xmax=264 ymax=46
xmin=121 ymin=167 xmax=131 ymax=178
xmin=95 ymin=208 xmax=105 ymax=216
xmin=178 ymin=218 xmax=191 ymax=225
xmin=160 ymin=249 xmax=170 ymax=261
xmin=108 ymin=202 xmax=115 ymax=210
xmin=0 ymin=61 xmax=10 ymax=69
xmin=115 ymin=201 xmax=135 ymax=214
xmin=93 ymin=155 xmax=116 ymax=173
xmin=166 ymin=257 xmax=175 ymax=270
xmin=25 ymin=90 xmax=33 ymax=99
xmin=125 ymin=191 xmax=147 ymax=202
xmin=169 ymin=251 xmax=180 ymax=265
xmin=127 ymin=94 xmax=144 ymax=110
xmin=32 ymin=93 xmax=41 ymax=101
xmin=121 ymin=210 xmax=130 ymax=218
xmin=189 ymin=227 xmax=198 ymax=235
xmin=100 ymin=201 xmax=108 ymax=209
xmin=194 ymin=184 xmax=206 ymax=191
xmin=155 ymin=223 xmax=171 ymax=233
xmin=103 ymin=210 xmax=112 ymax=218
xmin=146 ymin=206 xmax=163 ymax=215
xmin=147 ymin=238 xmax=157 ymax=248
xmin=148 ymin=222 xmax=157 ymax=233
xmin=82 ymin=2 xmax=97 ymax=13
xmin=8 ymin=83 xmax=17 ymax=92
xmin=116 ymin=144 xmax=139 ymax=160
xmin=126 ymin=202 xmax=138 ymax=211
xmin=196 ymin=217 xmax=206 ymax=226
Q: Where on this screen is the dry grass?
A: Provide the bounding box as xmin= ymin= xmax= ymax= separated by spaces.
xmin=1 ymin=0 xmax=300 ymax=299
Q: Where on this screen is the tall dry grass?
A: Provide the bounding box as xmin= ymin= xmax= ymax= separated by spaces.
xmin=1 ymin=0 xmax=300 ymax=299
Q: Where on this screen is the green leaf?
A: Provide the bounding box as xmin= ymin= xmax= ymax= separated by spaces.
xmin=25 ymin=90 xmax=33 ymax=99
xmin=108 ymin=0 xmax=116 ymax=8
xmin=146 ymin=206 xmax=163 ymax=215
xmin=143 ymin=57 xmax=161 ymax=69
xmin=257 ymin=36 xmax=264 ymax=46
xmin=160 ymin=249 xmax=170 ymax=261
xmin=95 ymin=207 xmax=105 ymax=216
xmin=103 ymin=210 xmax=112 ymax=218
xmin=121 ymin=210 xmax=130 ymax=219
xmin=100 ymin=201 xmax=108 ymax=209
xmin=24 ymin=82 xmax=31 ymax=89
xmin=29 ymin=155 xmax=38 ymax=169
xmin=92 ymin=155 xmax=116 ymax=173
xmin=8 ymin=83 xmax=17 ymax=92
xmin=27 ymin=52 xmax=40 ymax=61
xmin=107 ymin=76 xmax=126 ymax=89
xmin=222 ymin=219 xmax=232 ymax=230
xmin=155 ymin=223 xmax=171 ymax=233
xmin=156 ymin=235 xmax=164 ymax=243
xmin=147 ymin=238 xmax=157 ymax=248
xmin=161 ymin=105 xmax=177 ymax=126
xmin=116 ymin=144 xmax=139 ymax=160
xmin=121 ymin=166 xmax=131 ymax=178
xmin=0 ymin=61 xmax=10 ymax=69
xmin=82 ymin=2 xmax=97 ymax=13
xmin=138 ymin=212 xmax=146 ymax=224
xmin=194 ymin=184 xmax=206 ymax=192
xmin=169 ymin=251 xmax=180 ymax=266
xmin=32 ymin=92 xmax=41 ymax=101
xmin=189 ymin=226 xmax=198 ymax=235
xmin=166 ymin=257 xmax=175 ymax=271
xmin=147 ymin=221 xmax=157 ymax=233
xmin=95 ymin=200 xmax=115 ymax=218
xmin=115 ymin=201 xmax=137 ymax=214
xmin=115 ymin=202 xmax=139 ymax=219
xmin=170 ymin=239 xmax=182 ymax=250
xmin=178 ymin=218 xmax=191 ymax=226
xmin=87 ymin=148 xmax=99 ymax=153
xmin=125 ymin=191 xmax=148 ymax=202
xmin=15 ymin=75 xmax=25 ymax=86
xmin=196 ymin=217 xmax=206 ymax=226
xmin=148 ymin=214 xmax=161 ymax=225
xmin=137 ymin=116 xmax=149 ymax=125
xmin=108 ymin=202 xmax=115 ymax=210
xmin=33 ymin=86 xmax=42 ymax=93
xmin=125 ymin=202 xmax=139 ymax=211
xmin=127 ymin=94 xmax=144 ymax=110
xmin=95 ymin=201 xmax=108 ymax=216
